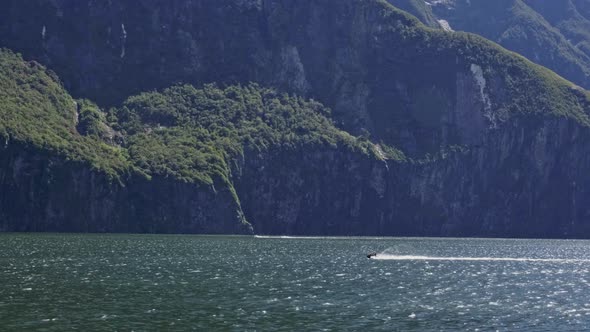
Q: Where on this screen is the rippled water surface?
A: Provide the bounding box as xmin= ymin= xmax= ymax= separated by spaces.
xmin=2 ymin=234 xmax=590 ymax=331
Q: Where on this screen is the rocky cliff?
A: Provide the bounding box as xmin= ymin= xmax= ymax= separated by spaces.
xmin=3 ymin=0 xmax=590 ymax=237
xmin=0 ymin=140 xmax=251 ymax=234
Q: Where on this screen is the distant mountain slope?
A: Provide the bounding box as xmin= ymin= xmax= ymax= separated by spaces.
xmin=388 ymin=0 xmax=590 ymax=90
xmin=525 ymin=0 xmax=590 ymax=57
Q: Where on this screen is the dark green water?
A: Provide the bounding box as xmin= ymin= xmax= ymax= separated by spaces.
xmin=2 ymin=234 xmax=590 ymax=331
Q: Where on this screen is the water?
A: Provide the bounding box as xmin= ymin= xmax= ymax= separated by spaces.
xmin=2 ymin=234 xmax=590 ymax=331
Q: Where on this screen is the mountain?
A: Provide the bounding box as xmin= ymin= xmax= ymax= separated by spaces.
xmin=388 ymin=0 xmax=590 ymax=90
xmin=2 ymin=0 xmax=590 ymax=237
xmin=0 ymin=48 xmax=392 ymax=235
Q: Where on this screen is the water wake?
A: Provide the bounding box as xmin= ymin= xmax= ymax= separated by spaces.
xmin=372 ymin=255 xmax=590 ymax=263
xmin=254 ymin=235 xmax=322 ymax=239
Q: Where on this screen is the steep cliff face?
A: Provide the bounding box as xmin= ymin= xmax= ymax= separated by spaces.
xmin=235 ymin=147 xmax=391 ymax=235
xmin=0 ymin=141 xmax=251 ymax=234
xmin=399 ymin=116 xmax=590 ymax=238
xmin=232 ymin=117 xmax=590 ymax=238
xmin=0 ymin=0 xmax=276 ymax=105
xmin=231 ymin=76 xmax=590 ymax=238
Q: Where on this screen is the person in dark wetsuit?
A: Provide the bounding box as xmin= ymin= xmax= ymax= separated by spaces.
xmin=367 ymin=252 xmax=377 ymax=259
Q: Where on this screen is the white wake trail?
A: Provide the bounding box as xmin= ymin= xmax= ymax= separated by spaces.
xmin=372 ymin=255 xmax=590 ymax=263
xmin=254 ymin=235 xmax=323 ymax=239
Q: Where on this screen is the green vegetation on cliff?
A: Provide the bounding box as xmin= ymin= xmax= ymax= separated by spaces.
xmin=0 ymin=49 xmax=130 ymax=179
xmin=0 ymin=48 xmax=390 ymax=188
xmin=115 ymin=83 xmax=387 ymax=184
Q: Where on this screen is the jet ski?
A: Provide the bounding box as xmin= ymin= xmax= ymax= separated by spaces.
xmin=367 ymin=252 xmax=377 ymax=259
